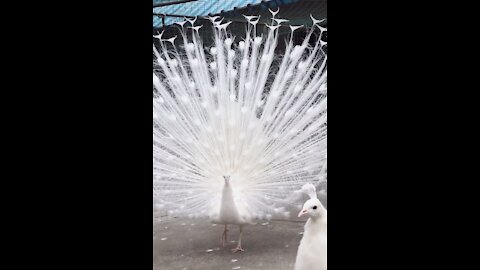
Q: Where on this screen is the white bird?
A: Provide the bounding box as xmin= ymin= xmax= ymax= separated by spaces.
xmin=294 ymin=183 xmax=327 ymax=270
xmin=210 ymin=175 xmax=254 ymax=252
xmin=153 ymin=13 xmax=327 ymax=252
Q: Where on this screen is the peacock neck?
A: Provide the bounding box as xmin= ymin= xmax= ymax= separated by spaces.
xmin=222 ymin=181 xmax=233 ymax=199
xmin=220 ymin=181 xmax=238 ymax=211
xmin=305 ymin=211 xmax=327 ymax=234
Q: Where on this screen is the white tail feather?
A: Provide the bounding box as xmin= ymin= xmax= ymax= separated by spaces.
xmin=153 ymin=15 xmax=327 ymax=220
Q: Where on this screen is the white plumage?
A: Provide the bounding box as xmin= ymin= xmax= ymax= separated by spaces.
xmin=295 ymin=183 xmax=327 ymax=270
xmin=153 ymin=10 xmax=327 ymax=252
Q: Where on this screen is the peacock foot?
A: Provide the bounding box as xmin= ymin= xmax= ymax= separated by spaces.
xmin=231 ymin=246 xmax=245 ymax=253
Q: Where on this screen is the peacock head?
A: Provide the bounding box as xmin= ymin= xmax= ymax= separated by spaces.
xmin=223 ymin=175 xmax=231 ymax=185
xmin=297 ymin=183 xmax=326 ymax=218
xmin=298 ymin=197 xmax=325 ymax=218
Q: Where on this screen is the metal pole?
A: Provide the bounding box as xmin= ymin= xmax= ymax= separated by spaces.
xmin=153 ymin=0 xmax=198 ymax=8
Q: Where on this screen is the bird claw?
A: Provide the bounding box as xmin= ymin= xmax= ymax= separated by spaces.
xmin=231 ymin=247 xmax=244 ymax=253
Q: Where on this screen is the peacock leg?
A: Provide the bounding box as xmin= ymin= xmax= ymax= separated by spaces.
xmin=221 ymin=224 xmax=228 ymax=247
xmin=231 ymin=225 xmax=244 ymax=253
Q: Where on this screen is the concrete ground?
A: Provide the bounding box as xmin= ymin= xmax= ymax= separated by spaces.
xmin=153 ymin=217 xmax=307 ymax=270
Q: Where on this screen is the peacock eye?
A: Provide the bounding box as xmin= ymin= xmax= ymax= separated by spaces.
xmin=312 ymin=206 xmax=317 ymax=210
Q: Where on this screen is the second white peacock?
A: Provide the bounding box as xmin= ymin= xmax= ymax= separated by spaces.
xmin=294 ymin=183 xmax=327 ymax=270
xmin=153 ymin=10 xmax=327 ymax=252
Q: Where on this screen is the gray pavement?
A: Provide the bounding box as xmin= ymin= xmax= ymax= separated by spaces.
xmin=153 ymin=218 xmax=307 ymax=270
xmin=153 ymin=190 xmax=327 ymax=270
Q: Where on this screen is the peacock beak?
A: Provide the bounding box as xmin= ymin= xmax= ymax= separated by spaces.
xmin=298 ymin=209 xmax=308 ymax=217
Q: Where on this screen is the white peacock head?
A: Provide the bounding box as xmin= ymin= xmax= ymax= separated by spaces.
xmin=297 ymin=183 xmax=326 ymax=218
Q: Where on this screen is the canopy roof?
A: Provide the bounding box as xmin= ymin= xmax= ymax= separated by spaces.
xmin=153 ymin=0 xmax=326 ymax=28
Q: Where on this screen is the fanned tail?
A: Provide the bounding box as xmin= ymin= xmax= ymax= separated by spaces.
xmin=153 ymin=12 xmax=327 ymax=220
